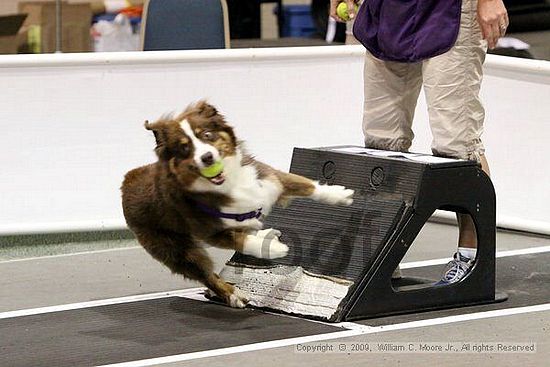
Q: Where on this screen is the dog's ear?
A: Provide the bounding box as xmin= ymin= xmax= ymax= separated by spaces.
xmin=195 ymin=100 xmax=218 ymax=118
xmin=144 ymin=120 xmax=168 ymax=159
xmin=144 ymin=120 xmax=162 ymax=145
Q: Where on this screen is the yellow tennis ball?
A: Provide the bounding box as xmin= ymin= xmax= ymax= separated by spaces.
xmin=336 ymin=2 xmax=358 ymax=22
xmin=200 ymin=161 xmax=224 ymax=178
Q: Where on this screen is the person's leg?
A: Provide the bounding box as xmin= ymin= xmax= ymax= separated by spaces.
xmin=362 ymin=50 xmax=422 ymax=152
xmin=362 ymin=51 xmax=421 ymax=279
xmin=458 ymin=155 xmax=490 ymax=249
xmin=422 ymin=0 xmax=488 ymax=283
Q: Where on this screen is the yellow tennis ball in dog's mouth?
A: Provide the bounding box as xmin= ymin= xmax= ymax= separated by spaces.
xmin=336 ymin=2 xmax=358 ymax=22
xmin=200 ymin=161 xmax=224 ymax=178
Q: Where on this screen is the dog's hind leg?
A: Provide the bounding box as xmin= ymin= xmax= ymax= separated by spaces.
xmin=203 ymin=273 xmax=249 ymax=308
xmin=135 ymin=230 xmax=248 ymax=308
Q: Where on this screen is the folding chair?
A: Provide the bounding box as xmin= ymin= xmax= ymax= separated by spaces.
xmin=141 ymin=0 xmax=230 ymax=50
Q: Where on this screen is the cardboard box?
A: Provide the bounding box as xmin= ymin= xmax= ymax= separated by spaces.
xmin=1 ymin=1 xmax=98 ymax=16
xmin=18 ymin=1 xmax=92 ymax=53
xmin=0 ymin=14 xmax=27 ymax=54
xmin=92 ymin=0 xmax=143 ymax=14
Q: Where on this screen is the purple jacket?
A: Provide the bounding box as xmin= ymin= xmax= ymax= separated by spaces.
xmin=353 ymin=0 xmax=462 ymax=63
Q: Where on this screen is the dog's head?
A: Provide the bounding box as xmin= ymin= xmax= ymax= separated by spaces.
xmin=144 ymin=100 xmax=237 ymax=186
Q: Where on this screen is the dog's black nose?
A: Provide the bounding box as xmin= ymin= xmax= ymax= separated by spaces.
xmin=201 ymin=152 xmax=215 ymax=166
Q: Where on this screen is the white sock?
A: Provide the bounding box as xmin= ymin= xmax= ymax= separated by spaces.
xmin=458 ymin=247 xmax=477 ymax=260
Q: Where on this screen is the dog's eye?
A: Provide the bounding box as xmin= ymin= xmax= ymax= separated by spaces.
xmin=178 ymin=143 xmax=190 ymax=157
xmin=201 ymin=131 xmax=218 ymax=142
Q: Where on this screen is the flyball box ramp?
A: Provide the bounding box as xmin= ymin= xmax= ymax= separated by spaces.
xmin=220 ymin=146 xmax=505 ymax=322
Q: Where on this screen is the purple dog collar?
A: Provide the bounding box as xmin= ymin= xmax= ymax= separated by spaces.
xmin=193 ymin=200 xmax=262 ymax=222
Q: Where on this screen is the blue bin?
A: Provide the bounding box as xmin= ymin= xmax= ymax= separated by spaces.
xmin=277 ymin=5 xmax=317 ymax=38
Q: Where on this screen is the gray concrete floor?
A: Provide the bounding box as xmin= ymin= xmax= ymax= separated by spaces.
xmin=171 ymin=311 xmax=548 ymax=367
xmin=0 ymin=222 xmax=548 ymax=366
xmin=1 ymin=222 xmax=548 ymax=311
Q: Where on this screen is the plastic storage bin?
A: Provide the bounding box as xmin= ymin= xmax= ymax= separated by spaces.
xmin=277 ymin=5 xmax=316 ymax=37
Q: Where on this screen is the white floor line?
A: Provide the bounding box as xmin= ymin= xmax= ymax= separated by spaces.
xmin=98 ymin=329 xmax=365 ymax=367
xmin=362 ymin=303 xmax=550 ymax=334
xmin=0 ymin=287 xmax=204 ymax=319
xmin=2 ymin=244 xmax=550 ymax=319
xmin=97 ymin=302 xmax=550 ymax=367
xmin=2 ymin=242 xmax=549 ymax=267
xmin=495 ymin=245 xmax=550 ymax=257
xmin=0 ymin=246 xmax=140 ymax=264
xmin=399 ymin=244 xmax=550 ymax=269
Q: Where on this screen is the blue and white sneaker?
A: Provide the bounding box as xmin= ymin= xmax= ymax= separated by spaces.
xmin=435 ymin=252 xmax=475 ymax=285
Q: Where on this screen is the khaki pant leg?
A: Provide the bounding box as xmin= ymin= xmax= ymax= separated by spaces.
xmin=422 ymin=0 xmax=488 ymax=161
xmin=363 ymin=50 xmax=422 ymax=152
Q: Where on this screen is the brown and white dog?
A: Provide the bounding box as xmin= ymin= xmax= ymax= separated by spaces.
xmin=121 ymin=101 xmax=354 ymax=308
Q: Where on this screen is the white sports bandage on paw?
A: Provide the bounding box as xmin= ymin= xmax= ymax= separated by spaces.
xmin=242 ymin=233 xmax=288 ymax=259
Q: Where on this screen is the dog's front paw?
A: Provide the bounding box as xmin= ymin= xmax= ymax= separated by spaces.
xmin=312 ymin=184 xmax=354 ymax=206
xmin=242 ymin=233 xmax=288 ymax=259
xmin=255 ymin=228 xmax=282 ymax=239
xmin=264 ymin=239 xmax=289 ymax=259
